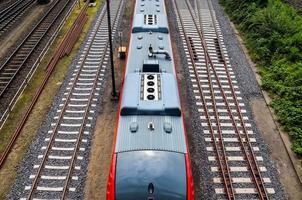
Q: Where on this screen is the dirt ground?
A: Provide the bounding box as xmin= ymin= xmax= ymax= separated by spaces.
xmin=83 ymin=86 xmax=119 ymax=200
xmin=251 ymin=99 xmax=302 ymax=200
xmin=0 ymin=3 xmax=101 ymax=199
xmin=85 ymin=1 xmax=302 ymax=200
xmin=83 ymin=1 xmax=134 ymax=199
xmin=83 ymin=54 xmax=124 ymax=200
xmin=230 ymin=20 xmax=302 ymax=199
xmin=0 ymin=4 xmax=46 ymax=60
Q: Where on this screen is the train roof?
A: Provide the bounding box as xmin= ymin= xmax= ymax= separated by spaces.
xmin=115 ymin=0 xmax=187 ymax=154
xmin=133 ymin=0 xmax=168 ymax=33
xmin=115 ymin=115 xmax=187 ymax=153
xmin=135 ymin=0 xmax=166 ymax=15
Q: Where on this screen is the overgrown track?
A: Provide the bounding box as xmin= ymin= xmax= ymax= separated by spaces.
xmin=173 ymin=0 xmax=276 ymax=199
xmin=0 ymin=0 xmax=36 ymax=35
xmin=21 ymin=0 xmax=124 ymax=199
xmin=0 ymin=0 xmax=75 ymax=129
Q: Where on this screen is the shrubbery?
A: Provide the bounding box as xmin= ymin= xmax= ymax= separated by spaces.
xmin=221 ymin=0 xmax=302 ymax=155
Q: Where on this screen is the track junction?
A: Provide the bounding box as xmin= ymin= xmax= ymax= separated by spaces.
xmin=2 ymin=0 xmax=291 ymax=199
xmin=171 ymin=0 xmax=284 ymax=199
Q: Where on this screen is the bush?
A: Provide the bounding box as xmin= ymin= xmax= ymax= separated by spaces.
xmin=221 ymin=0 xmax=302 ymax=155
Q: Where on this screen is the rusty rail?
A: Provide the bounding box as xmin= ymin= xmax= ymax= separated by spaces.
xmin=27 ymin=0 xmax=123 ymax=199
xmin=184 ymin=0 xmax=269 ymax=198
xmin=173 ymin=0 xmax=236 ymax=199
xmin=0 ymin=2 xmax=89 ymax=170
xmin=202 ymin=0 xmax=269 ymax=198
xmin=47 ymin=3 xmax=88 ymax=71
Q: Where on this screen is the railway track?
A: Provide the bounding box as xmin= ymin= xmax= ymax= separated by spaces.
xmin=173 ymin=0 xmax=276 ymax=199
xmin=0 ymin=0 xmax=19 ymax=13
xmin=0 ymin=0 xmax=75 ymax=129
xmin=19 ymin=0 xmax=124 ymax=199
xmin=0 ymin=1 xmax=88 ymax=170
xmin=0 ymin=0 xmax=36 ymax=35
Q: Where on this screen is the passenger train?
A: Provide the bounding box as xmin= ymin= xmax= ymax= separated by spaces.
xmin=106 ymin=0 xmax=194 ymax=199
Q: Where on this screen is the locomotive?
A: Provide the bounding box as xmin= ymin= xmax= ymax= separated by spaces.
xmin=106 ymin=0 xmax=194 ymax=199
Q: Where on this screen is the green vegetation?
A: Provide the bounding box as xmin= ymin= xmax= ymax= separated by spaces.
xmin=220 ymin=0 xmax=302 ymax=155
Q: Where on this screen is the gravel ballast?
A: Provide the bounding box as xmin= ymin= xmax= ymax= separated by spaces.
xmin=7 ymin=1 xmax=124 ymax=199
xmin=166 ymin=0 xmax=286 ymax=199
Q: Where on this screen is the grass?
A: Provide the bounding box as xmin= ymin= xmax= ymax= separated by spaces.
xmin=220 ymin=0 xmax=302 ymax=156
xmin=0 ymin=1 xmax=102 ymax=199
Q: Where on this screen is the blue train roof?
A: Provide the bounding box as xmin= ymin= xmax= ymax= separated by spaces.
xmin=132 ymin=14 xmax=169 ymax=33
xmin=121 ymin=73 xmax=181 ymax=116
xmin=115 ymin=0 xmax=187 ymax=154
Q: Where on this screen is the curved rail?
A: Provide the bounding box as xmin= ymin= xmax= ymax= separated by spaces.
xmin=173 ymin=1 xmax=235 ymax=199
xmin=174 ymin=0 xmax=270 ymax=199
xmin=198 ymin=0 xmax=269 ymax=198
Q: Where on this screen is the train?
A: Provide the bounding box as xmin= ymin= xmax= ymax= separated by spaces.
xmin=106 ymin=0 xmax=194 ymax=199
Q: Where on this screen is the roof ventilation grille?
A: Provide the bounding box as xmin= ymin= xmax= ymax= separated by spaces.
xmin=141 ymin=74 xmax=161 ymax=101
xmin=144 ymin=14 xmax=157 ymax=25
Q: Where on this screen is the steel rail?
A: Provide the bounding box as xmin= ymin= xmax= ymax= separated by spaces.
xmin=173 ymin=1 xmax=235 ymax=199
xmin=185 ymin=1 xmax=237 ymax=199
xmin=0 ymin=0 xmax=71 ymax=98
xmin=203 ymin=0 xmax=269 ymax=198
xmin=61 ymin=1 xmax=123 ymax=198
xmin=187 ymin=1 xmax=236 ymax=198
xmin=27 ymin=1 xmax=123 ymax=199
xmin=190 ymin=0 xmax=269 ymax=198
xmin=0 ymin=0 xmax=36 ymax=32
xmin=185 ymin=0 xmax=235 ymax=200
xmin=0 ymin=0 xmax=78 ymax=130
xmin=0 ymin=0 xmax=23 ymax=17
xmin=26 ymin=3 xmax=101 ymax=199
xmin=0 ymin=0 xmax=88 ymax=170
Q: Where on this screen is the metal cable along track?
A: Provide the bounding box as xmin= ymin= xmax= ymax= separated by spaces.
xmin=0 ymin=0 xmax=36 ymax=35
xmin=21 ymin=0 xmax=124 ymax=199
xmin=173 ymin=0 xmax=275 ymax=199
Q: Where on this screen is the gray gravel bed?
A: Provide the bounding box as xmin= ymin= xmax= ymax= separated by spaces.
xmin=284 ymin=0 xmax=302 ymax=10
xmin=166 ymin=1 xmax=213 ymax=198
xmin=0 ymin=0 xmax=78 ymax=125
xmin=211 ymin=0 xmax=285 ymax=198
xmin=166 ymin=0 xmax=286 ymax=199
xmin=7 ymin=1 xmax=124 ymax=199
